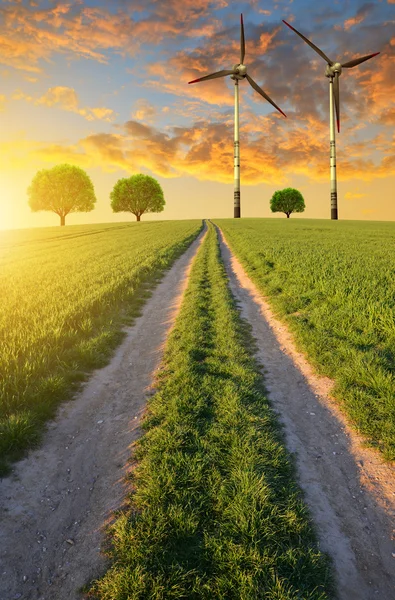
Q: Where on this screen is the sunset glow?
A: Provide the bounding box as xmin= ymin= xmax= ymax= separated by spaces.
xmin=0 ymin=0 xmax=394 ymax=229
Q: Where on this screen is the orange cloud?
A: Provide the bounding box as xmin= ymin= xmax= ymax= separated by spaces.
xmin=378 ymin=108 xmax=395 ymax=124
xmin=13 ymin=86 xmax=116 ymax=122
xmin=146 ymin=0 xmax=228 ymax=23
xmin=257 ymin=27 xmax=281 ymax=54
xmin=342 ymin=3 xmax=374 ymax=30
xmin=353 ymin=53 xmax=395 ymax=122
xmin=0 ymin=3 xmax=111 ymax=72
xmin=80 ymin=134 xmax=128 ymax=172
xmin=146 ymin=59 xmax=234 ymax=107
xmin=0 ymin=0 xmax=231 ymax=74
xmin=32 ymin=144 xmax=90 ymax=168
xmin=343 ymin=14 xmax=366 ymax=30
xmin=132 ymin=99 xmax=157 ymax=123
xmin=89 ymin=107 xmax=115 ymax=121
xmin=36 ymin=87 xmax=79 ymax=110
xmin=0 ymin=136 xmax=53 ymax=170
xmin=186 ymin=20 xmax=223 ymax=38
xmin=4 ymin=112 xmax=395 ymax=186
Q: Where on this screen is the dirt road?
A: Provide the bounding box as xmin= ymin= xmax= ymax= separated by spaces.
xmin=217 ymin=226 xmax=395 ymax=600
xmin=1 ymin=222 xmax=394 ymax=600
xmin=0 ymin=227 xmax=206 ymax=600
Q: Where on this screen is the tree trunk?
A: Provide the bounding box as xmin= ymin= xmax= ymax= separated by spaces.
xmin=60 ymin=214 xmax=65 ymax=226
xmin=286 ymin=213 xmax=290 ymax=218
xmin=136 ymin=214 xmax=141 ymax=221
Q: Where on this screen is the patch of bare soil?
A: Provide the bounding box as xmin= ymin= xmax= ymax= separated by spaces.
xmin=0 ymin=226 xmax=206 ymax=600
xmin=217 ymin=226 xmax=395 ymax=600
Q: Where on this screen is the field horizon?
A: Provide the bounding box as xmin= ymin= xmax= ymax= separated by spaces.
xmin=2 ymin=214 xmax=395 ymax=237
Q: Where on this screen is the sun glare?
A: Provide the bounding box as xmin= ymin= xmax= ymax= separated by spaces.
xmin=0 ymin=177 xmax=18 ymax=230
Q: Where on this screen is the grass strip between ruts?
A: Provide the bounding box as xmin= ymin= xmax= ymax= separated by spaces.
xmin=89 ymin=221 xmax=333 ymax=599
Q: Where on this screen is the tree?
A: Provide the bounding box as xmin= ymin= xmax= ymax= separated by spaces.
xmin=28 ymin=164 xmax=96 ymax=226
xmin=270 ymin=187 xmax=305 ymax=218
xmin=110 ymin=174 xmax=165 ymax=222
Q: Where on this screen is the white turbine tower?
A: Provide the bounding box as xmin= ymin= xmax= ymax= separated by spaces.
xmin=189 ymin=14 xmax=287 ymax=219
xmin=282 ymin=20 xmax=380 ymax=220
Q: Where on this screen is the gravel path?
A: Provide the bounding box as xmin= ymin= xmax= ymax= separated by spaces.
xmin=217 ymin=226 xmax=395 ymax=600
xmin=0 ymin=226 xmax=206 ymax=600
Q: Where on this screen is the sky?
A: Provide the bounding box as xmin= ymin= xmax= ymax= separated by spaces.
xmin=0 ymin=0 xmax=394 ymax=230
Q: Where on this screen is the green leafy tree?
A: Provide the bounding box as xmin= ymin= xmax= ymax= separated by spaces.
xmin=28 ymin=164 xmax=96 ymax=226
xmin=270 ymin=187 xmax=305 ymax=218
xmin=110 ymin=174 xmax=165 ymax=222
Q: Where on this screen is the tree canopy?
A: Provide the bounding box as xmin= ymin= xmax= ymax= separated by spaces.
xmin=270 ymin=188 xmax=305 ymax=218
xmin=27 ymin=164 xmax=96 ymax=226
xmin=110 ymin=174 xmax=165 ymax=221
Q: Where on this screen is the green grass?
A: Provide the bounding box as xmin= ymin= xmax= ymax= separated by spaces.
xmin=89 ymin=222 xmax=333 ymax=600
xmin=215 ymin=218 xmax=395 ymax=460
xmin=0 ymin=220 xmax=202 ymax=473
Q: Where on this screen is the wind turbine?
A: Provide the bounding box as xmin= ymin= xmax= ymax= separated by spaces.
xmin=189 ymin=14 xmax=287 ymax=219
xmin=282 ymin=20 xmax=380 ymax=220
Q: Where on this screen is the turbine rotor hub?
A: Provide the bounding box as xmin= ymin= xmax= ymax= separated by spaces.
xmin=325 ymin=62 xmax=342 ymax=78
xmin=232 ymin=63 xmax=247 ymax=80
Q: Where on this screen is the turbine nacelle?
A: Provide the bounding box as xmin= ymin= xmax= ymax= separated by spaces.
xmin=325 ymin=62 xmax=342 ymax=78
xmin=231 ymin=63 xmax=247 ymax=80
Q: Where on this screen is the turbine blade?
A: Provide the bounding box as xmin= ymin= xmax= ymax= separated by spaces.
xmin=241 ymin=13 xmax=245 ymax=64
xmin=282 ymin=20 xmax=332 ymax=64
xmin=333 ymin=72 xmax=340 ymax=133
xmin=188 ymin=69 xmax=235 ymax=84
xmin=246 ymin=74 xmax=287 ymax=117
xmin=342 ymin=52 xmax=380 ymax=68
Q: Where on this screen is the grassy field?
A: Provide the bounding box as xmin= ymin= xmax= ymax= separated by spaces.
xmin=0 ymin=220 xmax=202 ymax=472
xmin=89 ymin=222 xmax=332 ymax=600
xmin=215 ymin=218 xmax=395 ymax=460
